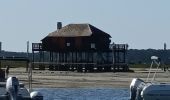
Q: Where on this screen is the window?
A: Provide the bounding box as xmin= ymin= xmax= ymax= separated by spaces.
xmin=66 ymin=43 xmax=70 ymax=47
xmin=91 ymin=43 xmax=95 ymax=49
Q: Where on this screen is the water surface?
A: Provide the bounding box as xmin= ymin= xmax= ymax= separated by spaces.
xmin=35 ymin=88 xmax=129 ymax=100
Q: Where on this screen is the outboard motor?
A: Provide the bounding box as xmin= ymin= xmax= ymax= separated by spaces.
xmin=130 ymin=78 xmax=145 ymax=100
xmin=30 ymin=91 xmax=43 ymax=100
xmin=6 ymin=77 xmax=19 ymax=100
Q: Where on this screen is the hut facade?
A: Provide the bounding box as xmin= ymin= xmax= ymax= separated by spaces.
xmin=42 ymin=23 xmax=111 ymax=52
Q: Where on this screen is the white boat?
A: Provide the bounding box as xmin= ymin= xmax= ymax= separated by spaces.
xmin=130 ymin=56 xmax=170 ymax=100
xmin=0 ymin=76 xmax=43 ymax=100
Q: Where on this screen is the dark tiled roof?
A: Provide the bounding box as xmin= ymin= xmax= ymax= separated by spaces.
xmin=44 ymin=23 xmax=111 ymax=38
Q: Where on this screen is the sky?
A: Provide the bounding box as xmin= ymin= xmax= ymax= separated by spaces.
xmin=0 ymin=0 xmax=170 ymax=52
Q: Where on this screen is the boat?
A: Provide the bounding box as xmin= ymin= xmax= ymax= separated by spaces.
xmin=0 ymin=76 xmax=43 ymax=100
xmin=130 ymin=56 xmax=170 ymax=100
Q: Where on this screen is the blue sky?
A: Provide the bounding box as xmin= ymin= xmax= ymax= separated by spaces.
xmin=0 ymin=0 xmax=170 ymax=52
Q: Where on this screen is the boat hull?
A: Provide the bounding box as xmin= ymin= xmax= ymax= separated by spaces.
xmin=142 ymin=83 xmax=170 ymax=100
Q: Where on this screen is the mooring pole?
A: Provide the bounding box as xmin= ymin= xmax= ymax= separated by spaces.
xmin=28 ymin=62 xmax=32 ymax=93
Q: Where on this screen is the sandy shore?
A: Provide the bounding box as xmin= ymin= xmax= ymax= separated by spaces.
xmin=7 ymin=68 xmax=170 ymax=88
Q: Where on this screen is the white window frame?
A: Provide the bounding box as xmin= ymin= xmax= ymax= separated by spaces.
xmin=91 ymin=43 xmax=95 ymax=49
xmin=66 ymin=43 xmax=70 ymax=47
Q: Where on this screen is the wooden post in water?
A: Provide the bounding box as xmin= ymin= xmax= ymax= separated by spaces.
xmin=28 ymin=62 xmax=32 ymax=93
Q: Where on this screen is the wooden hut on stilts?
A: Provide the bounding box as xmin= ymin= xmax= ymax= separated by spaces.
xmin=32 ymin=22 xmax=128 ymax=72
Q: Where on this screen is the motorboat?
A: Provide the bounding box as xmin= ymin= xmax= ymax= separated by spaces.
xmin=130 ymin=56 xmax=170 ymax=100
xmin=0 ymin=76 xmax=43 ymax=100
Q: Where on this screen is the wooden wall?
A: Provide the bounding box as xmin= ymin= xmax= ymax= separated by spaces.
xmin=42 ymin=34 xmax=111 ymax=52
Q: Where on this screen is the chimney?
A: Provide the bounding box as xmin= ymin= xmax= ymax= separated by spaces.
xmin=57 ymin=22 xmax=62 ymax=30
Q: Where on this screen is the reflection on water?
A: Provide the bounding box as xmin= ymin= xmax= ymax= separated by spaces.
xmin=35 ymin=88 xmax=129 ymax=100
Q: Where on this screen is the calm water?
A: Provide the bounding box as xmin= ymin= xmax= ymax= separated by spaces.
xmin=35 ymin=88 xmax=130 ymax=100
